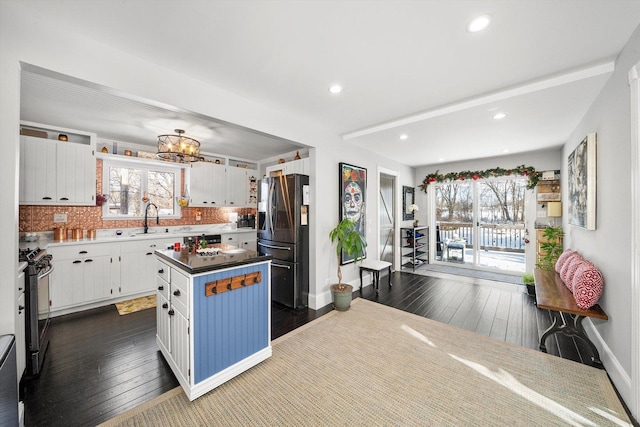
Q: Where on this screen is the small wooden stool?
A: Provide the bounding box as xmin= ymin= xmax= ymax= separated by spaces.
xmin=359 ymin=260 xmax=392 ymax=294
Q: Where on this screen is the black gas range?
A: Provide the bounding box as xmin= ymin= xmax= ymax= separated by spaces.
xmin=19 ymin=247 xmax=53 ymax=377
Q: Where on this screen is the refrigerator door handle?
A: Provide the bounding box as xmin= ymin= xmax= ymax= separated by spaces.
xmin=258 ymin=242 xmax=292 ymax=251
xmin=268 ymin=179 xmax=275 ymax=236
xmin=272 ymin=263 xmax=291 ymax=269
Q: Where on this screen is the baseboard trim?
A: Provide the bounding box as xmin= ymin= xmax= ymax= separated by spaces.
xmin=585 ymin=318 xmax=632 ymax=407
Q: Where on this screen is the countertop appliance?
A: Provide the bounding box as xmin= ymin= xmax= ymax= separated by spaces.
xmin=19 ymin=247 xmax=53 ymax=377
xmin=258 ymin=174 xmax=309 ymax=308
xmin=0 ymin=335 xmax=18 ymax=426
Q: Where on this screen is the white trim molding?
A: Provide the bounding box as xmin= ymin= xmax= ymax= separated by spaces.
xmin=627 ymin=61 xmax=640 ymax=420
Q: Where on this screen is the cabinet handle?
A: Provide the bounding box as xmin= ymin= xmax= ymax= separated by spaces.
xmin=162 ymin=302 xmax=168 ymax=309
xmin=168 ymin=309 xmax=175 ymax=316
xmin=73 ymin=260 xmax=82 ymax=264
xmin=158 ymin=269 xmax=164 ymax=274
xmin=85 ymin=259 xmax=93 ymax=263
xmin=42 ymin=197 xmax=52 ymax=200
xmin=173 ymin=289 xmax=181 ymax=297
xmin=60 ymin=197 xmax=69 ymax=201
xmin=158 ymin=285 xmax=164 ymax=291
xmin=146 ymin=252 xmax=153 ymax=256
xmin=18 ymin=305 xmax=24 ymax=311
xmin=79 ymin=250 xmax=88 ymax=254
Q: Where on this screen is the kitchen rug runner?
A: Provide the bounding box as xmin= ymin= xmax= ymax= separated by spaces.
xmin=100 ymin=298 xmax=632 ymax=426
xmin=115 ymin=295 xmax=156 ymax=315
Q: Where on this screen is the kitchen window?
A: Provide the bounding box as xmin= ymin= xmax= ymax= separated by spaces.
xmin=101 ymin=158 xmax=182 ymax=219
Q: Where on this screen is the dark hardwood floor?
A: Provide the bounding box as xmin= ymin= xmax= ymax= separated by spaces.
xmin=21 ymin=270 xmax=616 ymax=426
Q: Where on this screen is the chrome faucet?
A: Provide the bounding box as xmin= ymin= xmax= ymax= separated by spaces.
xmin=143 ymin=202 xmax=159 ymax=233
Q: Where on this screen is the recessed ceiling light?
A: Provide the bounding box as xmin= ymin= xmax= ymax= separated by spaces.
xmin=438 ymin=158 xmax=444 ymax=162
xmin=467 ymin=15 xmax=491 ymax=33
xmin=502 ymin=149 xmax=510 ymax=153
xmin=328 ymin=84 xmax=343 ymax=94
xmin=400 ymin=134 xmax=408 ymax=140
xmin=493 ymin=112 xmax=507 ymax=120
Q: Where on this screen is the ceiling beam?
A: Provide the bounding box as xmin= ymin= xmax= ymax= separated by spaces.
xmin=342 ymin=61 xmax=615 ymax=140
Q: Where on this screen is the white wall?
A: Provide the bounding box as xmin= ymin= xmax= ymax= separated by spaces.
xmin=562 ymin=23 xmax=640 ymax=409
xmin=0 ymin=0 xmax=415 ymax=345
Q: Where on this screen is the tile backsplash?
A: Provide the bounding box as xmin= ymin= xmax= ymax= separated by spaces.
xmin=19 ymin=205 xmax=255 ymax=232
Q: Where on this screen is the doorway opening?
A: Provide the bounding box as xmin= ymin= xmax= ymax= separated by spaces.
xmin=430 ymin=177 xmax=526 ymax=274
xmin=379 ymin=172 xmax=395 ymax=265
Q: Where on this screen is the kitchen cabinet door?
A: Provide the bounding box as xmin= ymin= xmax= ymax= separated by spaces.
xmin=169 ymin=302 xmax=190 ymax=383
xmin=119 ymin=239 xmax=174 ymax=296
xmin=49 ymin=258 xmax=85 ymax=310
xmin=238 ymin=233 xmax=257 ymax=251
xmin=226 ymin=167 xmax=248 ymax=206
xmin=222 ymin=233 xmax=238 ymax=247
xmin=189 ymin=162 xmax=226 ymax=206
xmin=19 ymin=136 xmax=57 ymax=203
xmin=56 ymin=142 xmax=96 ymax=205
xmin=81 ymin=255 xmax=112 ymax=303
xmin=188 ymin=162 xmax=210 ymax=207
xmin=156 ymin=291 xmax=171 ymax=353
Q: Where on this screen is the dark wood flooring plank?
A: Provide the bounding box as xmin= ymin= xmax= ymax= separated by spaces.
xmin=505 ymin=292 xmax=524 ymax=346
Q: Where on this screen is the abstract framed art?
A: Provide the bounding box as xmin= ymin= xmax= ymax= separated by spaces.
xmin=568 ymin=133 xmax=597 ymax=230
xmin=339 ymin=162 xmax=367 ymax=264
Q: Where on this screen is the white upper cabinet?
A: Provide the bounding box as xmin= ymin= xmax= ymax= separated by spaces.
xmin=19 ymin=122 xmax=96 ymax=205
xmin=189 ymin=162 xmax=256 ymax=207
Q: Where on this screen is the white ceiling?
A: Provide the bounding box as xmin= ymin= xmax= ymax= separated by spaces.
xmin=16 ymin=0 xmax=640 ymax=167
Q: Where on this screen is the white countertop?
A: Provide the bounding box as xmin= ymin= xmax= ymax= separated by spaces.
xmin=19 ymin=225 xmax=257 ymax=250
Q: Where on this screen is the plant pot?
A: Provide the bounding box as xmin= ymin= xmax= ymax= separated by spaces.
xmin=525 ymin=283 xmax=536 ymax=297
xmin=330 ymin=284 xmax=353 ymax=311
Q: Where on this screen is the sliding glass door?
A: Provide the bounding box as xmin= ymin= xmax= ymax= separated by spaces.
xmin=432 ymin=177 xmax=526 ymax=273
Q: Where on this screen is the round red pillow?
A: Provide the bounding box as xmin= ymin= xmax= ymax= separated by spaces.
xmin=555 ymin=249 xmax=575 ymax=273
xmin=560 ymin=253 xmax=582 ymax=284
xmin=565 ymin=259 xmax=589 ymax=293
xmin=572 ymin=263 xmax=604 ymax=309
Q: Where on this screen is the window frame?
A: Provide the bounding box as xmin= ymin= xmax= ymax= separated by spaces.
xmin=101 ymin=156 xmax=184 ymax=220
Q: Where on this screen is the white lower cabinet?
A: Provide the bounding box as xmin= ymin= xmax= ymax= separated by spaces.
xmin=156 ymin=261 xmax=190 ymax=384
xmin=237 ymin=233 xmax=257 ymax=251
xmin=48 ymin=243 xmax=112 ymax=311
xmin=48 ymin=237 xmax=176 ymax=314
xmin=156 ymin=285 xmax=171 ymax=353
xmin=118 ymin=239 xmax=174 ymax=296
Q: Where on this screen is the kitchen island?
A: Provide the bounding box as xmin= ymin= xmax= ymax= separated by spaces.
xmin=155 ymin=245 xmax=271 ymax=401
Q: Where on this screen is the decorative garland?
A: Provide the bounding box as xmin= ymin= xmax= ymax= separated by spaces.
xmin=419 ymin=165 xmax=539 ymax=192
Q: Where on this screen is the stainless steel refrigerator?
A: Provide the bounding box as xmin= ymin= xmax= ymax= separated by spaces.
xmin=258 ymin=174 xmax=309 ymax=308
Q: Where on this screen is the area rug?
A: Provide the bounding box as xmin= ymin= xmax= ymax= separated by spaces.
xmin=114 ymin=295 xmax=156 ymax=315
xmin=100 ymin=299 xmax=631 ymax=426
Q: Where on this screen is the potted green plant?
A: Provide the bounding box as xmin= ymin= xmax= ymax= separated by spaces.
xmin=536 ymin=226 xmax=564 ymax=271
xmin=521 ymin=273 xmax=535 ymax=297
xmin=329 ymin=218 xmax=367 ymax=311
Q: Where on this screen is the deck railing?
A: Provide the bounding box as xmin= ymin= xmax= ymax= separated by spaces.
xmin=437 ymin=222 xmax=525 ymax=252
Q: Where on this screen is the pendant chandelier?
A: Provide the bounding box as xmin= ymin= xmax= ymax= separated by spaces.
xmin=157 ymin=129 xmax=201 ymax=162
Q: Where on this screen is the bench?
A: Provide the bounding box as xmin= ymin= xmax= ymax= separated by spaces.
xmin=359 ymin=260 xmax=392 ymax=295
xmin=533 ymin=268 xmax=608 ymax=368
